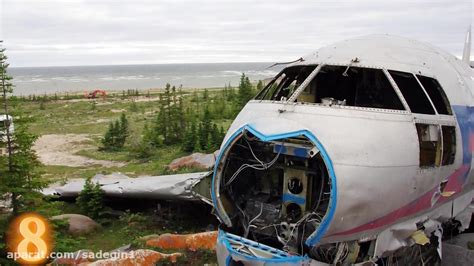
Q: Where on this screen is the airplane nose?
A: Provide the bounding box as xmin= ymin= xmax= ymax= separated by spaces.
xmin=212 ymin=123 xmax=338 ymax=254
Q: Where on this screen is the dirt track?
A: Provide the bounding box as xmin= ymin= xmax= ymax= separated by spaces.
xmin=33 ymin=134 xmax=125 ymax=168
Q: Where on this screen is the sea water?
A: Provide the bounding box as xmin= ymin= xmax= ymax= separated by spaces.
xmin=8 ymin=62 xmax=281 ymax=96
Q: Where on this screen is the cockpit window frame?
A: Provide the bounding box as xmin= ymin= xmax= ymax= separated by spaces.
xmin=415 ymin=75 xmax=453 ymax=115
xmin=255 ymin=69 xmax=286 ymax=100
xmin=255 ymin=65 xmax=319 ymax=101
xmin=274 ymin=64 xmax=409 ymax=112
xmin=255 ymin=64 xmax=455 ymax=118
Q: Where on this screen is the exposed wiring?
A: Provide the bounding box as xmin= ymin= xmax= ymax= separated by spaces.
xmin=300 ymin=219 xmax=306 ymax=254
xmin=244 ymin=138 xmax=265 ymax=167
xmin=244 ymin=202 xmax=264 ymax=238
xmin=313 ymin=178 xmax=325 ymax=211
xmin=224 ymin=143 xmax=282 ymax=186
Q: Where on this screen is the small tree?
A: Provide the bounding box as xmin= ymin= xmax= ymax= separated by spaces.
xmin=129 ymin=123 xmax=155 ymax=159
xmin=237 ymin=73 xmax=254 ymax=107
xmin=76 ymin=177 xmax=94 ymax=209
xmin=76 ymin=177 xmax=105 ymax=219
xmin=182 ymin=121 xmax=197 ymax=152
xmin=117 ymin=113 xmax=129 ymax=147
xmin=101 ymin=122 xmax=115 ymax=150
xmin=209 ymin=123 xmax=221 ymax=151
xmin=198 ymin=108 xmax=212 ymax=151
xmin=197 ymin=123 xmax=205 ymax=151
xmin=100 ymin=114 xmax=129 ymax=151
xmin=0 ymin=43 xmax=46 ymax=214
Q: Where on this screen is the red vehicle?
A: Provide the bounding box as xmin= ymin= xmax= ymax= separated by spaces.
xmin=85 ymin=89 xmax=107 ymax=99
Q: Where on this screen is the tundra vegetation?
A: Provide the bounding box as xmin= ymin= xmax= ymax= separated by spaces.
xmin=0 ymin=44 xmax=263 ymax=264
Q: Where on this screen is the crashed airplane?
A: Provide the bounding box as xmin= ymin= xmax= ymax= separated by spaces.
xmin=211 ymin=33 xmax=473 ymax=264
xmin=46 ymin=32 xmax=473 ymax=264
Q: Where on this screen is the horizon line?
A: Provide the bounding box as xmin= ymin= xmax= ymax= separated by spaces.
xmin=9 ymin=61 xmax=277 ymax=69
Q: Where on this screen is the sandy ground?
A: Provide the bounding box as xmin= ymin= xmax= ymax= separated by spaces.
xmin=34 ymin=134 xmax=126 ymax=168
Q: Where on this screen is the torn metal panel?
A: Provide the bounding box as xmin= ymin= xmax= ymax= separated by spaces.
xmin=42 ymin=172 xmax=213 ymax=203
xmin=373 ymin=218 xmax=418 ymax=258
xmin=216 ymin=230 xmax=329 ymax=266
xmin=372 ymin=193 xmax=470 ymax=259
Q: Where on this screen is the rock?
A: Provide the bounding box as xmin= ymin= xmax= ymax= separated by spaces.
xmin=168 ymin=152 xmax=216 ymax=171
xmin=138 ymin=234 xmax=161 ymax=242
xmin=108 ymin=244 xmax=132 ymax=254
xmin=49 ymin=249 xmax=93 ymax=265
xmin=51 ymin=214 xmax=100 ymax=236
xmin=86 ymin=249 xmax=182 ymax=266
xmin=146 ymin=231 xmax=218 ymax=251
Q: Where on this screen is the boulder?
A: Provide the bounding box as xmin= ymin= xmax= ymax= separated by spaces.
xmin=138 ymin=234 xmax=161 ymax=242
xmin=108 ymin=244 xmax=132 ymax=254
xmin=168 ymin=152 xmax=215 ymax=171
xmin=86 ymin=249 xmax=182 ymax=265
xmin=146 ymin=231 xmax=218 ymax=251
xmin=51 ymin=214 xmax=100 ymax=236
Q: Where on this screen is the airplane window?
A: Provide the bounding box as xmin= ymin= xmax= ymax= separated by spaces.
xmin=416 ymin=124 xmax=442 ymax=167
xmin=388 ymin=70 xmax=435 ymax=114
xmin=255 ymin=65 xmax=316 ymax=101
xmin=441 ymin=126 xmax=456 ymax=165
xmin=294 ymin=66 xmax=404 ymax=110
xmin=255 ymin=75 xmax=283 ymax=100
xmin=416 ymin=75 xmax=452 ymax=115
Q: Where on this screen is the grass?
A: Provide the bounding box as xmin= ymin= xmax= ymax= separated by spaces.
xmin=15 ymin=88 xmax=233 ymax=181
xmin=0 ymin=89 xmax=234 ymax=264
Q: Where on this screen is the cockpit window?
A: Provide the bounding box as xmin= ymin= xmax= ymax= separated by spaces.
xmin=260 ymin=65 xmax=404 ymax=110
xmin=257 ymin=65 xmax=405 ymax=111
xmin=297 ymin=66 xmax=405 ymax=110
xmin=388 ymin=70 xmax=436 ymax=114
xmin=255 ymin=65 xmax=316 ymax=101
xmin=416 ymin=75 xmax=452 ymax=115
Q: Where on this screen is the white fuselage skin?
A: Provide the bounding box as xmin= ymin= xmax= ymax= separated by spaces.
xmin=218 ymin=35 xmax=473 ymax=245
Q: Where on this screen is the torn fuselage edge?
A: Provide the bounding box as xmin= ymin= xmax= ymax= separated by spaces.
xmin=216 ymin=229 xmax=313 ymax=265
xmin=211 ymin=124 xmax=338 ymax=247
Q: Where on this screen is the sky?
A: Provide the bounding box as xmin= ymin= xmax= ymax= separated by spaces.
xmin=0 ymin=0 xmax=472 ymax=67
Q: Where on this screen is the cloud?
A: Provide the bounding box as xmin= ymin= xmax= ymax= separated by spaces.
xmin=1 ymin=0 xmax=472 ymax=67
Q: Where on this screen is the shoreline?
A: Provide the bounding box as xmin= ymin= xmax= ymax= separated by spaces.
xmin=11 ymin=86 xmax=227 ymax=97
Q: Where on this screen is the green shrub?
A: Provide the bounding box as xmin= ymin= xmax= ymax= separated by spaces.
xmin=76 ymin=177 xmax=105 ymax=219
xmin=101 ymin=113 xmax=129 ymax=151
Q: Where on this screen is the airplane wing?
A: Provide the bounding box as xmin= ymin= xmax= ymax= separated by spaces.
xmin=42 ymin=171 xmax=213 ymax=205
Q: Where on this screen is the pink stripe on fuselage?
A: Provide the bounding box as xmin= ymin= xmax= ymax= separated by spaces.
xmin=329 ymin=165 xmax=470 ymax=237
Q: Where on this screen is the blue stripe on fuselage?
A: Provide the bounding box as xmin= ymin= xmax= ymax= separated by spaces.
xmin=452 ymin=105 xmax=473 ymax=180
